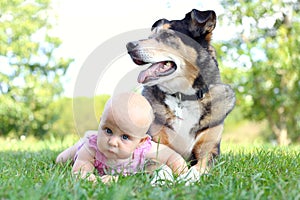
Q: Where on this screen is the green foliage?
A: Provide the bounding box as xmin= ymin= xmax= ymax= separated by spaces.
xmin=49 ymin=97 xmax=75 ymax=139
xmin=49 ymin=95 xmax=110 ymax=139
xmin=0 ymin=141 xmax=299 ymax=199
xmin=0 ymin=0 xmax=73 ymax=137
xmin=217 ymin=0 xmax=300 ymax=144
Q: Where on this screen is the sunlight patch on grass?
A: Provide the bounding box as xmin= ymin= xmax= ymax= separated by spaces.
xmin=0 ymin=135 xmax=78 ymax=151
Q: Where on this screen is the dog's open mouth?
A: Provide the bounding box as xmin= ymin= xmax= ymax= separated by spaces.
xmin=133 ymin=59 xmax=177 ymax=83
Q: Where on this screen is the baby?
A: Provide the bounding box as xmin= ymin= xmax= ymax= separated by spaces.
xmin=56 ymin=92 xmax=188 ymax=183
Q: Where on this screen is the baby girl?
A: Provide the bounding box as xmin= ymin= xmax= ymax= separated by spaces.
xmin=56 ymin=92 xmax=188 ymax=183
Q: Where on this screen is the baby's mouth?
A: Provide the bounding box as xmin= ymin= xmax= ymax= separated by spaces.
xmin=107 ymin=149 xmax=116 ymax=154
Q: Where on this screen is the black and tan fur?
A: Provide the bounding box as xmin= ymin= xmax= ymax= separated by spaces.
xmin=126 ymin=9 xmax=235 ymax=174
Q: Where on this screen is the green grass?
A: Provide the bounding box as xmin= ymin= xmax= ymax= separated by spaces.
xmin=0 ymin=138 xmax=299 ymax=200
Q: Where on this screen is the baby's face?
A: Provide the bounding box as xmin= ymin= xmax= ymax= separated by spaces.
xmin=97 ymin=110 xmax=145 ymax=160
xmin=97 ymin=93 xmax=153 ymax=160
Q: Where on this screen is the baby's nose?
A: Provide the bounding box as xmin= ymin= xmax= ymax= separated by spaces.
xmin=108 ymin=136 xmax=118 ymax=147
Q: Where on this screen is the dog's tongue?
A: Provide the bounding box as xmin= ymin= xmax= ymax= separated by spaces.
xmin=137 ymin=62 xmax=164 ymax=83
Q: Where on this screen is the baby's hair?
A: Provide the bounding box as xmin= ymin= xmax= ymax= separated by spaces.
xmin=105 ymin=92 xmax=154 ymax=137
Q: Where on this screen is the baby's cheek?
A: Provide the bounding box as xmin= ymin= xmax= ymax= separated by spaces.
xmin=97 ymin=136 xmax=106 ymax=149
xmin=97 ymin=136 xmax=101 ymax=147
xmin=119 ymin=148 xmax=134 ymax=158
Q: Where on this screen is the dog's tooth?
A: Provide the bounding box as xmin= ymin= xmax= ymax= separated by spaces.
xmin=165 ymin=61 xmax=171 ymax=68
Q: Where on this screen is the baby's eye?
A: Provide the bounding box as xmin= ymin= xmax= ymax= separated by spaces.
xmin=105 ymin=128 xmax=113 ymax=135
xmin=121 ymin=134 xmax=130 ymax=140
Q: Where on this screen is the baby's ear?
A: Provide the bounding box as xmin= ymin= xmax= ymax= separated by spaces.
xmin=138 ymin=137 xmax=148 ymax=147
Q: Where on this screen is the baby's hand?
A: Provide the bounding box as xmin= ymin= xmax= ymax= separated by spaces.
xmin=86 ymin=173 xmax=97 ymax=182
xmin=101 ymin=175 xmax=119 ymax=184
xmin=73 ymin=171 xmax=97 ymax=183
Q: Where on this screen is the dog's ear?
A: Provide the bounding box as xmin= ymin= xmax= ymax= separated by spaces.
xmin=151 ymin=18 xmax=171 ymax=31
xmin=189 ymin=9 xmax=216 ymax=40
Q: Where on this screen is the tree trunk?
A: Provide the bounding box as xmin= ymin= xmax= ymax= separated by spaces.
xmin=271 ymin=122 xmax=290 ymax=146
xmin=276 ymin=128 xmax=290 ymax=146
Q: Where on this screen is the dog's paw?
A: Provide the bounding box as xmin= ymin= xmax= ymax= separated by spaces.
xmin=177 ymin=166 xmax=204 ymax=185
xmin=150 ymin=165 xmax=174 ymax=186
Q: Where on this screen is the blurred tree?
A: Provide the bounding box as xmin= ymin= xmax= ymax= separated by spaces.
xmin=72 ymin=95 xmax=110 ymax=136
xmin=50 ymin=95 xmax=110 ymax=139
xmin=0 ymin=0 xmax=73 ymax=138
xmin=217 ymin=0 xmax=300 ymax=145
xmin=49 ymin=97 xmax=74 ymax=139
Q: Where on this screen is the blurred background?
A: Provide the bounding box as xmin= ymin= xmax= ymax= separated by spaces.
xmin=0 ymin=0 xmax=299 ymax=146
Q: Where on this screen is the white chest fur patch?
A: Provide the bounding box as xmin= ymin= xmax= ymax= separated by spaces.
xmin=164 ymin=95 xmax=203 ymax=157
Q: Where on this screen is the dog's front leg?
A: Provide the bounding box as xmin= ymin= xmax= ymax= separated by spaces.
xmin=177 ymin=124 xmax=223 ymax=184
xmin=149 ymin=122 xmax=172 ymax=145
xmin=192 ymin=123 xmax=223 ymax=173
xmin=149 ymin=122 xmax=195 ymax=159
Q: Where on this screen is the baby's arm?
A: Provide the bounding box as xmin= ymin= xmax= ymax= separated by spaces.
xmin=145 ymin=141 xmax=188 ymax=175
xmin=56 ymin=130 xmax=96 ymax=163
xmin=72 ymin=142 xmax=97 ymax=181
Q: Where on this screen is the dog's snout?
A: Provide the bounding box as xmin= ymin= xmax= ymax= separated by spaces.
xmin=126 ymin=41 xmax=139 ymax=51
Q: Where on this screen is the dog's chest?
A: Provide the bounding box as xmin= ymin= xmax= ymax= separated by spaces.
xmin=164 ymin=95 xmax=202 ymax=154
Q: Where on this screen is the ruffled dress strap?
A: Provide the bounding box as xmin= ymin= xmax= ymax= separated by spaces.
xmin=88 ymin=134 xmax=107 ymax=176
xmin=130 ymin=135 xmax=152 ymax=172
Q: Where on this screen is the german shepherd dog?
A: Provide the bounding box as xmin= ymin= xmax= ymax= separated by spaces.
xmin=126 ymin=9 xmax=235 ymax=175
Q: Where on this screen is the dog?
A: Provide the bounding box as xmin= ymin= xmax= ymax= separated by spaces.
xmin=126 ymin=9 xmax=235 ymax=176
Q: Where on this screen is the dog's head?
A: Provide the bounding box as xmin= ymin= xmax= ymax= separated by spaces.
xmin=126 ymin=9 xmax=219 ymax=94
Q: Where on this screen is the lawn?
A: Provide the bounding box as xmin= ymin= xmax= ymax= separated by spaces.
xmin=0 ymin=138 xmax=299 ymax=200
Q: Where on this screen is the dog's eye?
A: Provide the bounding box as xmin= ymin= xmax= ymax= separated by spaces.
xmin=159 ymin=32 xmax=173 ymax=40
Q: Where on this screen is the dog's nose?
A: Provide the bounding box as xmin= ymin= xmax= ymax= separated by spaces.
xmin=126 ymin=41 xmax=139 ymax=51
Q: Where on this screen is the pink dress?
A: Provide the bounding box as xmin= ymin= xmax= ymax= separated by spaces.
xmin=76 ymin=134 xmax=152 ymax=176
